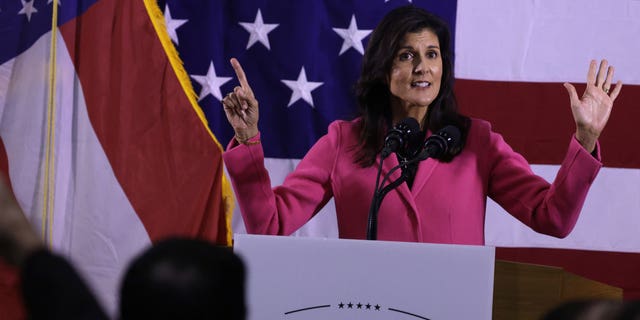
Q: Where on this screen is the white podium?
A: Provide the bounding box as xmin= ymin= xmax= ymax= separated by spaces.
xmin=234 ymin=234 xmax=495 ymax=320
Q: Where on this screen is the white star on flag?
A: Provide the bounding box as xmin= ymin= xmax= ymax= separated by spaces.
xmin=281 ymin=67 xmax=323 ymax=108
xmin=47 ymin=0 xmax=61 ymax=5
xmin=19 ymin=0 xmax=38 ymax=22
xmin=164 ymin=5 xmax=187 ymax=45
xmin=191 ymin=62 xmax=232 ymax=102
xmin=239 ymin=9 xmax=279 ymax=50
xmin=332 ymin=15 xmax=372 ymax=55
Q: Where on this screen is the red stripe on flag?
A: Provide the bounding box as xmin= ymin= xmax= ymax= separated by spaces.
xmin=59 ymin=0 xmax=228 ymax=244
xmin=455 ymin=79 xmax=640 ymax=168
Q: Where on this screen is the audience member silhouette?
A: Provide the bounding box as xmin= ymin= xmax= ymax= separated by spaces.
xmin=0 ymin=176 xmax=246 ymax=320
xmin=542 ymin=299 xmax=640 ymax=320
xmin=120 ymin=238 xmax=246 ymax=320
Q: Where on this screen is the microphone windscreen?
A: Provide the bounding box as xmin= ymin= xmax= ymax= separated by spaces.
xmin=395 ymin=118 xmax=422 ymax=158
xmin=438 ymin=125 xmax=461 ymax=150
xmin=396 ymin=117 xmax=420 ymax=135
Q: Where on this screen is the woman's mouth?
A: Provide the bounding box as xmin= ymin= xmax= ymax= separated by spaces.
xmin=411 ymin=81 xmax=431 ymax=88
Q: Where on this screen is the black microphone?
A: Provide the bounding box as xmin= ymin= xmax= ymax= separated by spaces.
xmin=417 ymin=125 xmax=461 ymax=161
xmin=380 ymin=118 xmax=421 ymax=159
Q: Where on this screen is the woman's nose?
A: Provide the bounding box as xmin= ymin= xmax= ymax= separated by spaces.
xmin=413 ymin=56 xmax=428 ymax=74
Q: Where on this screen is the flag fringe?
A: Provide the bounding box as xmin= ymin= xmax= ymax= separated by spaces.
xmin=142 ymin=0 xmax=234 ymax=246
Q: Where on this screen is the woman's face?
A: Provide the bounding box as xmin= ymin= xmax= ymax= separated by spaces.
xmin=388 ymin=28 xmax=442 ymax=121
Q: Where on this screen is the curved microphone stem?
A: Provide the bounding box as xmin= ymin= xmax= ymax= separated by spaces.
xmin=378 ymin=171 xmax=409 ymax=199
xmin=378 ymin=156 xmax=422 ymax=191
xmin=366 ymin=156 xmax=423 ymax=240
xmin=366 ymin=158 xmax=386 ymax=240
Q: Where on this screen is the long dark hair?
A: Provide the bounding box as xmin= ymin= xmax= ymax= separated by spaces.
xmin=354 ymin=5 xmax=469 ymax=167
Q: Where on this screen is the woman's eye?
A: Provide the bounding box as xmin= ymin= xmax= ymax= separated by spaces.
xmin=427 ymin=51 xmax=438 ymax=59
xmin=398 ymin=52 xmax=413 ymax=61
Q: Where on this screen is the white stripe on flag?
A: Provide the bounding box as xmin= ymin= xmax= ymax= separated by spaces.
xmin=486 ymin=165 xmax=640 ymax=253
xmin=455 ymin=0 xmax=640 ymax=84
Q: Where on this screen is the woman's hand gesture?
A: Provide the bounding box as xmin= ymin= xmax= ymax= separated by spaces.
xmin=564 ymin=59 xmax=622 ymax=153
xmin=222 ymin=58 xmax=259 ymax=142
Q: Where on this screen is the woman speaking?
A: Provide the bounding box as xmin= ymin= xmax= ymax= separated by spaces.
xmin=220 ymin=6 xmax=622 ymax=244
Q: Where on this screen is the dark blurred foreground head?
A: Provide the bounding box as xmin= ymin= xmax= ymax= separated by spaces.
xmin=119 ymin=238 xmax=246 ymax=320
xmin=542 ymin=299 xmax=640 ymax=320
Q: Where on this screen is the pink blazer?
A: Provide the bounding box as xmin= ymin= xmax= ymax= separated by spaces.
xmin=223 ymin=118 xmax=601 ymax=245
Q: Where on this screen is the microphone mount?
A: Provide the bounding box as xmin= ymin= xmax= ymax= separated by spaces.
xmin=366 ymin=125 xmax=461 ymax=240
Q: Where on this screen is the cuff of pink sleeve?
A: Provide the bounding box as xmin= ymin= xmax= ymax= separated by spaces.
xmin=226 ymin=132 xmax=262 ymax=150
xmin=571 ymin=134 xmax=602 ymax=164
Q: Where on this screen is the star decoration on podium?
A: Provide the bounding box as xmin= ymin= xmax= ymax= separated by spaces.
xmin=336 ymin=301 xmax=380 ymax=312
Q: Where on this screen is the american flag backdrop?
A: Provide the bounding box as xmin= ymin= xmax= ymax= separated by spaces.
xmin=162 ymin=0 xmax=640 ymax=250
xmin=0 ymin=0 xmax=640 ymax=317
xmin=162 ymin=0 xmax=640 ymax=298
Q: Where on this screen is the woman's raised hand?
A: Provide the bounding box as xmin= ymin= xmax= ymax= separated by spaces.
xmin=222 ymin=58 xmax=259 ymax=141
xmin=564 ymin=59 xmax=622 ymax=153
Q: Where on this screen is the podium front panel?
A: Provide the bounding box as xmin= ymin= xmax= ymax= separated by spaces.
xmin=235 ymin=234 xmax=495 ymax=320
